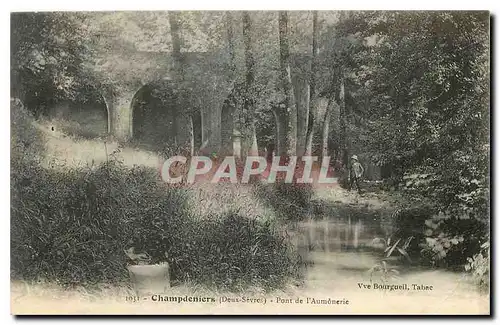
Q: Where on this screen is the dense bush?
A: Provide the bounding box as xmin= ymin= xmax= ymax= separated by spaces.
xmin=12 ymin=161 xmax=149 ymax=284
xmin=10 ymin=99 xmax=45 ymax=165
xmin=165 ymin=212 xmax=301 ymax=290
xmin=253 ymin=181 xmax=313 ymax=222
xmin=390 ymin=165 xmax=488 ymax=269
xmin=326 ymin=12 xmax=489 ymax=286
xmin=465 ymin=241 xmax=490 ymax=292
xmin=11 ymin=160 xmax=303 ymax=289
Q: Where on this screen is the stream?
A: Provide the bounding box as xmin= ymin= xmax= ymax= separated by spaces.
xmin=282 ymin=204 xmax=490 ymax=314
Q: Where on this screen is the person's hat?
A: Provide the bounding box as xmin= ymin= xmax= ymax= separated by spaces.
xmin=351 ymin=155 xmax=358 ymax=160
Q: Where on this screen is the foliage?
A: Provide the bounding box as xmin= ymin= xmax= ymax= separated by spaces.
xmin=369 ymin=260 xmax=399 ymax=283
xmin=253 ymin=181 xmax=313 ymax=222
xmin=465 ymin=241 xmax=489 ymax=292
xmin=165 ymin=212 xmax=302 ymax=290
xmin=372 ymin=236 xmax=413 ymax=263
xmin=331 ymin=11 xmax=489 ymax=275
xmin=10 ymin=99 xmax=45 ymax=165
xmin=11 ymin=159 xmax=303 ymax=290
xmin=11 ymin=12 xmax=95 ymax=113
xmin=349 ymin=12 xmax=489 ymax=176
xmin=369 ymin=236 xmax=413 ymax=282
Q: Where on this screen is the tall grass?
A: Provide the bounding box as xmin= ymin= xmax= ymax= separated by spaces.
xmin=253 ymin=182 xmax=313 ymax=222
xmin=11 ymin=102 xmax=304 ymax=291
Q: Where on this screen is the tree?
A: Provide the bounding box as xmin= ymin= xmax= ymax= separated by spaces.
xmin=167 ymin=11 xmax=202 ymax=156
xmin=226 ymin=11 xmax=237 ymax=78
xmin=335 ymin=11 xmax=490 ymax=266
xmin=314 ymin=12 xmax=363 ymax=165
xmin=278 ymin=11 xmax=298 ymax=156
xmin=11 ymin=12 xmax=93 ymax=113
xmin=304 ymin=11 xmax=319 ymax=156
xmin=242 ymin=12 xmax=259 ymax=157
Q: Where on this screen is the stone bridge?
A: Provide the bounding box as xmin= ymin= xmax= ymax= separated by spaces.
xmin=97 ymin=50 xmax=232 ymax=150
xmin=71 ymin=49 xmax=313 ymax=156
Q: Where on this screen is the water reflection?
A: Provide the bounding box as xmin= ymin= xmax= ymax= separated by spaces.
xmin=289 ymin=212 xmax=485 ymax=300
xmin=293 ymin=208 xmax=387 ymax=256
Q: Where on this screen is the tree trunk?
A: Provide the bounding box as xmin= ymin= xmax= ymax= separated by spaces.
xmin=242 ymin=11 xmax=258 ymax=156
xmin=168 ymin=11 xmax=193 ymax=154
xmin=273 ymin=106 xmax=288 ymax=156
xmin=305 ymin=11 xmax=319 ymax=156
xmin=338 ymin=74 xmax=348 ymax=167
xmin=169 ymin=12 xmax=182 ymax=63
xmin=188 ymin=116 xmax=195 ymax=156
xmin=226 ymin=11 xmax=236 ymax=79
xmin=222 ymin=11 xmax=238 ymax=157
xmin=296 ymin=79 xmax=309 ymax=156
xmin=321 ymin=98 xmax=334 ymax=161
xmin=279 ymin=11 xmax=297 ymax=157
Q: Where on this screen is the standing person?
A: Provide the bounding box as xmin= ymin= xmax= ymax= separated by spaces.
xmin=349 ymin=155 xmax=364 ymax=193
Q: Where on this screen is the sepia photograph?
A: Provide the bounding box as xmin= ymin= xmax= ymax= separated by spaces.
xmin=9 ymin=9 xmax=490 ymax=315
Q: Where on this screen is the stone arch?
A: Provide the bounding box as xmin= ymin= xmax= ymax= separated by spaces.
xmin=99 ymin=92 xmax=112 ymax=135
xmin=47 ymin=84 xmax=109 ymax=139
xmin=130 ymin=79 xmax=201 ymax=155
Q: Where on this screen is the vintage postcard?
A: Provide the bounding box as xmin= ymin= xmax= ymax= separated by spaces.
xmin=10 ymin=10 xmax=490 ymax=315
